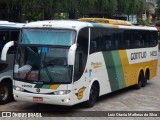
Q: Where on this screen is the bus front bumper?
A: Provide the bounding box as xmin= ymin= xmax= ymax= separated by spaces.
xmin=13 ymin=90 xmax=73 ymax=106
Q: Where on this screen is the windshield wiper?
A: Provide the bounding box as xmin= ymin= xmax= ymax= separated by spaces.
xmin=41 ymin=53 xmax=55 ymax=82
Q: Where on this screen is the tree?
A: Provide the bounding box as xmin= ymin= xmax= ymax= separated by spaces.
xmin=94 ymin=0 xmax=117 ymax=18
xmin=0 ymin=0 xmax=147 ymax=22
xmin=135 ymin=0 xmax=145 ymax=18
xmin=77 ymin=0 xmax=96 ymax=18
xmin=117 ymin=0 xmax=129 ymax=14
xmin=156 ymin=0 xmax=160 ymax=19
xmin=1 ymin=0 xmax=19 ymax=21
xmin=116 ymin=0 xmax=145 ymax=21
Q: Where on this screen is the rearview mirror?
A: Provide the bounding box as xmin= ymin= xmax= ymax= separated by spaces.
xmin=68 ymin=44 xmax=77 ymax=65
xmin=1 ymin=41 xmax=15 ymax=61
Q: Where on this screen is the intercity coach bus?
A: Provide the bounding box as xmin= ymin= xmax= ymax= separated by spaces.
xmin=1 ymin=18 xmax=158 ymax=107
xmin=0 ymin=21 xmax=24 ymax=104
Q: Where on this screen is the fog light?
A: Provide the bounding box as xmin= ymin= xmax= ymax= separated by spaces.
xmin=14 ymin=95 xmax=18 ymax=98
xmin=14 ymin=86 xmax=24 ymax=92
xmin=65 ymin=98 xmax=70 ymax=103
xmin=62 ymin=98 xmax=70 ymax=103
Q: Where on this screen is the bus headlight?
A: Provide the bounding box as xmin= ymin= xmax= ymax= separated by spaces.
xmin=14 ymin=86 xmax=24 ymax=92
xmin=54 ymin=90 xmax=71 ymax=95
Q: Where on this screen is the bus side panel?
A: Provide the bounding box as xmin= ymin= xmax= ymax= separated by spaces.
xmin=0 ymin=54 xmax=14 ymax=74
xmin=119 ymin=46 xmax=158 ymax=87
xmin=102 ymin=51 xmax=126 ymax=92
xmin=119 ymin=50 xmax=138 ymax=87
xmin=88 ymin=52 xmax=112 ymax=96
xmin=149 ymin=60 xmax=158 ymax=79
xmin=72 ymin=52 xmax=112 ymax=104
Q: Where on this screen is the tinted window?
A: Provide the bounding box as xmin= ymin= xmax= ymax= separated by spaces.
xmin=102 ymin=28 xmax=114 ymax=50
xmin=0 ymin=31 xmax=9 ymax=44
xmin=74 ymin=28 xmax=89 ymax=82
xmin=89 ymin=28 xmax=158 ymax=52
xmin=149 ymin=31 xmax=158 ymax=46
xmin=124 ymin=30 xmax=132 ymax=48
xmin=11 ymin=31 xmax=20 ymax=41
xmin=90 ymin=28 xmax=102 ymax=53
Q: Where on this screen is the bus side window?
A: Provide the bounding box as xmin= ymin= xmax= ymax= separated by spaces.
xmin=139 ymin=31 xmax=145 ymax=47
xmin=133 ymin=31 xmax=141 ymax=48
xmin=150 ymin=31 xmax=158 ymax=46
xmin=102 ymin=28 xmax=112 ymax=50
xmin=114 ymin=30 xmax=119 ymax=49
xmin=90 ymin=41 xmax=97 ymax=53
xmin=74 ymin=28 xmax=89 ymax=82
xmin=90 ymin=28 xmax=102 ymax=53
xmin=11 ymin=31 xmax=19 ymax=41
xmin=145 ymin=31 xmax=149 ymax=47
xmin=8 ymin=31 xmax=20 ymax=54
xmin=0 ymin=31 xmax=9 ymax=52
xmin=124 ymin=31 xmax=131 ymax=48
xmin=0 ymin=31 xmax=9 ymax=43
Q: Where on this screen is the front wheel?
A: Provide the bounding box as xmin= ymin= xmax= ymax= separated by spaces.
xmin=0 ymin=82 xmax=12 ymax=105
xmin=84 ymin=84 xmax=98 ymax=108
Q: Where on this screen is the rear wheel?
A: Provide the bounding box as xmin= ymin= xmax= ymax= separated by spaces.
xmin=142 ymin=70 xmax=149 ymax=87
xmin=84 ymin=83 xmax=98 ymax=108
xmin=136 ymin=72 xmax=143 ymax=89
xmin=0 ymin=82 xmax=12 ymax=105
xmin=142 ymin=76 xmax=147 ymax=87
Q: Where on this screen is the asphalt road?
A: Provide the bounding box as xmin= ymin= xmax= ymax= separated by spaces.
xmin=0 ymin=52 xmax=160 ymax=119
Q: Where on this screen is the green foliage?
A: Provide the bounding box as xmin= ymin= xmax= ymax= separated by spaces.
xmin=156 ymin=20 xmax=160 ymax=26
xmin=138 ymin=18 xmax=152 ymax=26
xmin=1 ymin=0 xmax=146 ymax=22
xmin=156 ymin=0 xmax=160 ymax=18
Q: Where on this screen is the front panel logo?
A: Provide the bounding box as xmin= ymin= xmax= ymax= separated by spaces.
xmin=75 ymin=87 xmax=86 ymax=100
xmin=36 ymin=88 xmax=40 ymax=93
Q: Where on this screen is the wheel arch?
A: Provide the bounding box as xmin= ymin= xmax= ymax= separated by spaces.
xmin=0 ymin=76 xmax=13 ymax=88
xmin=87 ymin=79 xmax=100 ymax=100
xmin=136 ymin=68 xmax=145 ymax=84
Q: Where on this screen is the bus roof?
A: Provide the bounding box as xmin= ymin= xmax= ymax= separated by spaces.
xmin=0 ymin=21 xmax=25 ymax=28
xmin=23 ymin=19 xmax=157 ymax=31
xmin=79 ymin=18 xmax=133 ymax=26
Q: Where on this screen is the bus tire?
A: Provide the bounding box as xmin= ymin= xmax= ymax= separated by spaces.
xmin=84 ymin=83 xmax=98 ymax=108
xmin=0 ymin=81 xmax=12 ymax=105
xmin=142 ymin=69 xmax=149 ymax=87
xmin=142 ymin=76 xmax=147 ymax=87
xmin=135 ymin=72 xmax=143 ymax=89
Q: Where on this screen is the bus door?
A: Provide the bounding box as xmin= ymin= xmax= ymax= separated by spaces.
xmin=73 ymin=28 xmax=89 ymax=101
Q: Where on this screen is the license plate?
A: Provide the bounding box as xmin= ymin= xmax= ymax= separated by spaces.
xmin=33 ymin=97 xmax=43 ymax=102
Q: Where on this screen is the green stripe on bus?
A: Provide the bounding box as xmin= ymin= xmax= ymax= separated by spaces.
xmin=34 ymin=84 xmax=43 ymax=88
xmin=42 ymin=85 xmax=50 ymax=89
xmin=102 ymin=24 xmax=112 ymax=28
xmin=91 ymin=23 xmax=103 ymax=27
xmin=103 ymin=51 xmax=119 ymax=91
xmin=111 ymin=51 xmax=126 ymax=89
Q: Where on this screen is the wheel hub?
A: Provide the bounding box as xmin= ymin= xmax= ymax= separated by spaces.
xmin=0 ymin=86 xmax=8 ymax=100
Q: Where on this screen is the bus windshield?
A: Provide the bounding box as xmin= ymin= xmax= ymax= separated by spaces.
xmin=21 ymin=29 xmax=76 ymax=46
xmin=14 ymin=45 xmax=72 ymax=83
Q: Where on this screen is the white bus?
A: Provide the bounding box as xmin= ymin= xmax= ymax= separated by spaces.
xmin=1 ymin=18 xmax=158 ymax=107
xmin=0 ymin=21 xmax=24 ymax=104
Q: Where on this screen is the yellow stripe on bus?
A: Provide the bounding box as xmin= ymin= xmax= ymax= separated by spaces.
xmin=93 ymin=66 xmax=102 ymax=69
xmin=50 ymin=84 xmax=60 ymax=90
xmin=119 ymin=50 xmax=158 ymax=87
